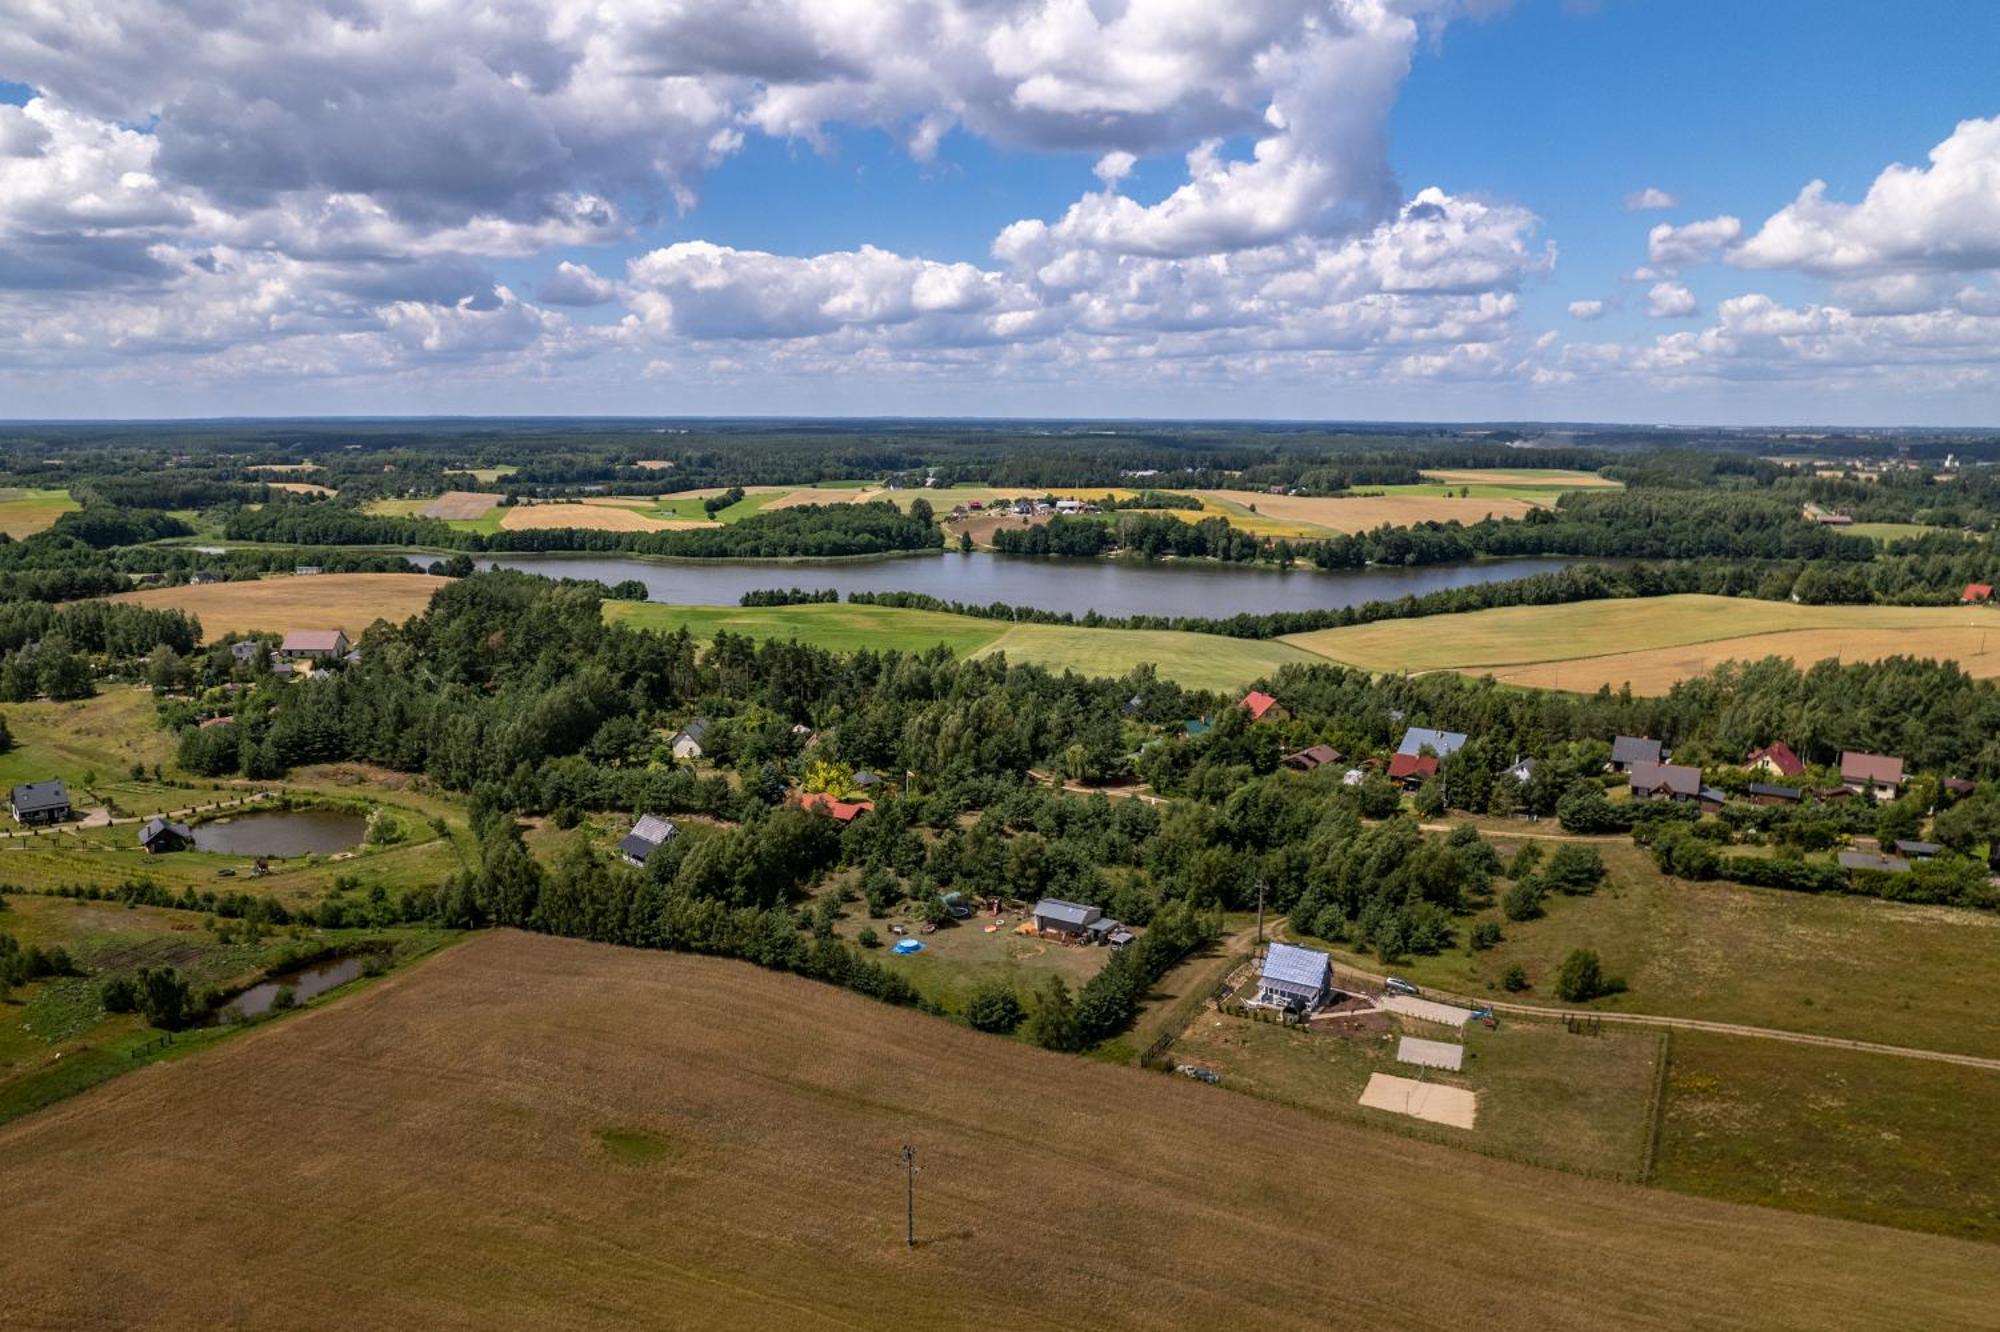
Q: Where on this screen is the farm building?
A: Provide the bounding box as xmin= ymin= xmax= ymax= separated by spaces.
xmin=1282 ymin=744 xmax=1342 ymax=772
xmin=1747 ymin=782 xmax=1802 ymax=807
xmin=670 ymin=718 xmax=712 ymax=760
xmin=797 ymin=792 xmax=873 ymax=823
xmin=1891 ymin=840 xmax=1941 ymax=861
xmin=1964 ymin=583 xmax=1993 ymax=604
xmin=229 ymin=639 xmax=261 ymax=665
xmin=280 ymin=629 xmax=350 ymax=659
xmin=1255 ymin=942 xmax=1333 ymax=1013
xmin=1396 ymin=727 xmax=1467 ymax=759
xmin=618 ymin=814 xmax=678 ymax=867
xmin=1240 ymin=691 xmax=1288 ymax=722
xmin=1746 ymin=743 xmax=1806 ymax=779
xmin=138 ymin=818 xmax=194 ymax=854
xmin=9 ymin=779 xmax=71 ymax=826
xmin=1609 ymin=736 xmax=1663 ymax=771
xmin=1839 ymin=751 xmax=1906 ymax=800
xmin=1032 ymin=898 xmax=1107 ymax=941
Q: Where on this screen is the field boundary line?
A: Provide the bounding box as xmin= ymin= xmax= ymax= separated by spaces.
xmin=1640 ymin=1027 xmax=1671 ymax=1184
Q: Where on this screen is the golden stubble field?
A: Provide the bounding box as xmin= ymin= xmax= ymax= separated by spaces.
xmin=109 ymin=572 xmax=451 ymax=641
xmin=499 ymin=503 xmax=704 ymax=532
xmin=0 ymin=931 xmax=1991 ymax=1331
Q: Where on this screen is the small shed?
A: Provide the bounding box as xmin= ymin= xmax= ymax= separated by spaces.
xmin=1257 ymin=942 xmax=1333 ymax=1012
xmin=1747 ymin=782 xmax=1801 ymax=806
xmin=138 ymin=818 xmax=194 ymax=854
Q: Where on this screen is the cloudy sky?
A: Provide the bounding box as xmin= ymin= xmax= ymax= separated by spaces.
xmin=2 ymin=0 xmax=1998 ymax=424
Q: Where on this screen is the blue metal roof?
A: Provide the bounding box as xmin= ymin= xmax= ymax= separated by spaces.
xmin=1260 ymin=942 xmax=1330 ymax=988
xmin=1396 ymin=728 xmax=1467 ymax=758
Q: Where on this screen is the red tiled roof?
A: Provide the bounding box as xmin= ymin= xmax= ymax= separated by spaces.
xmin=1965 ymin=583 xmax=1994 ymax=603
xmin=1386 ymin=753 xmax=1437 ymax=781
xmin=1746 ymin=742 xmax=1805 ymax=777
xmin=797 ymin=791 xmax=874 ymax=823
xmin=1240 ymin=690 xmax=1280 ymax=720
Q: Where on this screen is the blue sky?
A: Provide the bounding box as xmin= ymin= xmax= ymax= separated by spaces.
xmin=2 ymin=1 xmax=1998 ymax=422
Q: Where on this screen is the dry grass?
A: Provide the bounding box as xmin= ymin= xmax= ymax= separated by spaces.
xmin=1284 ymin=594 xmax=2000 ymax=694
xmin=1421 ymin=468 xmax=1622 ymax=488
xmin=0 ymin=930 xmax=1991 ymax=1331
xmin=266 ymin=481 xmax=337 ymax=496
xmin=0 ymin=488 xmax=78 ymax=539
xmin=1206 ymin=488 xmax=1541 ymax=533
xmin=498 ymin=503 xmax=704 ymax=532
xmin=761 ymin=486 xmax=888 ymax=508
xmin=634 ymin=459 xmax=675 ymax=470
xmin=246 ymin=463 xmax=321 ymax=474
xmin=421 ymin=491 xmax=501 ymax=520
xmin=107 ymin=573 xmax=450 ymax=642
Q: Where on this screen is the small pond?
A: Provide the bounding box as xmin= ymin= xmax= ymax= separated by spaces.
xmin=220 ymin=954 xmax=366 ymax=1021
xmin=191 ymin=808 xmax=367 ymax=857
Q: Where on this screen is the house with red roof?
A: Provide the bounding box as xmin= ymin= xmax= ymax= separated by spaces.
xmin=1386 ymin=753 xmax=1437 ymax=789
xmin=1965 ymin=582 xmax=1994 ymax=604
xmin=1239 ymin=690 xmax=1288 ymax=722
xmin=1745 ymin=742 xmax=1806 ymax=779
xmin=797 ymin=791 xmax=874 ymax=823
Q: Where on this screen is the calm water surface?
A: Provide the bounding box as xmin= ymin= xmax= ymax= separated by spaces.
xmin=410 ymin=551 xmax=1600 ymax=619
xmin=191 ymin=809 xmax=366 ymax=857
xmin=221 ymin=955 xmax=365 ymax=1020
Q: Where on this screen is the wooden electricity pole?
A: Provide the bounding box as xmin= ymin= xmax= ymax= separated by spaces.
xmin=900 ymin=1144 xmax=917 ymax=1248
xmin=1256 ymin=879 xmax=1267 ymax=945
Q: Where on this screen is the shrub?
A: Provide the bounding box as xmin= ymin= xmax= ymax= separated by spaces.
xmin=1501 ymin=963 xmax=1529 ymax=992
xmin=134 ymin=966 xmax=196 ymax=1030
xmin=1469 ymin=921 xmax=1502 ymax=951
xmin=1542 ymin=843 xmax=1606 ymax=895
xmin=856 ymin=926 xmax=880 ymax=949
xmin=1555 ymin=948 xmax=1607 ymax=1003
xmin=964 ymin=982 xmax=1026 ymax=1034
xmin=1501 ymin=879 xmax=1545 ymax=922
xmin=100 ymin=975 xmax=139 ymax=1013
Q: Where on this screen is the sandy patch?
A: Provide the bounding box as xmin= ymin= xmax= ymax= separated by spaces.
xmin=1359 ymin=1073 xmax=1477 ymax=1129
xmin=499 ymin=504 xmax=705 ymax=532
xmin=635 ymin=459 xmax=675 ymax=470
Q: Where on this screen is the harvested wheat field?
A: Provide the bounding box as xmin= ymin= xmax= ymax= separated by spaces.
xmin=498 ymin=503 xmax=703 ymax=532
xmin=1 ymin=931 xmax=1992 ymax=1332
xmin=1207 ymin=489 xmax=1541 ymax=533
xmin=266 ymin=481 xmax=337 ymax=496
xmin=421 ymin=490 xmax=500 ymax=520
xmin=761 ymin=485 xmax=888 ymax=508
xmin=108 ymin=573 xmax=449 ymax=642
xmin=1420 ymin=468 xmax=1622 ymax=489
xmin=1285 ymin=594 xmax=2000 ymax=694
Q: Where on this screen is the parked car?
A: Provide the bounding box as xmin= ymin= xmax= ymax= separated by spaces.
xmin=1383 ymin=977 xmax=1420 ymax=998
xmin=1175 ymin=1064 xmax=1220 ymax=1085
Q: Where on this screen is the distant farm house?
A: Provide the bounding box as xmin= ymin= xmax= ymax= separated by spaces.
xmin=1609 ymin=735 xmax=1663 ymax=772
xmin=1030 ymin=898 xmax=1130 ymax=947
xmin=281 ymin=629 xmax=350 ymax=659
xmin=1801 ymin=502 xmax=1853 ymax=525
xmin=1838 ymin=751 xmax=1906 ymax=801
xmin=618 ymin=814 xmax=678 ymax=867
xmin=1964 ymin=582 xmax=1994 ymax=604
xmin=670 ymin=718 xmax=712 ymax=761
xmin=138 ymin=818 xmax=194 ymax=854
xmin=797 ymin=792 xmax=873 ymax=823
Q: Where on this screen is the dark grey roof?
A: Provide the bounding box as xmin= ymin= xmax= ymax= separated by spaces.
xmin=1699 ymin=786 xmax=1728 ymax=804
xmin=1260 ymin=942 xmax=1331 ymax=988
xmin=10 ymin=779 xmax=69 ymax=813
xmin=1630 ymin=761 xmax=1700 ymax=797
xmin=1747 ymin=782 xmax=1801 ymax=799
xmin=1033 ymin=898 xmax=1100 ymax=930
xmin=1611 ymin=735 xmax=1663 ymax=766
xmin=139 ymin=817 xmax=192 ymax=845
xmin=1396 ymin=727 xmax=1467 ymax=758
xmin=674 ymin=718 xmax=711 ymax=744
xmin=853 ymin=770 xmax=884 ymax=787
xmin=625 ymin=814 xmax=677 ymax=848
xmin=1838 ymin=851 xmax=1911 ymax=874
xmin=1894 ymin=841 xmax=1941 ymax=857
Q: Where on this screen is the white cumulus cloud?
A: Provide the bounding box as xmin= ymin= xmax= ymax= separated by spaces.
xmin=1624 ymin=186 xmax=1677 ymax=211
xmin=1646 ymin=281 xmax=1698 ymax=318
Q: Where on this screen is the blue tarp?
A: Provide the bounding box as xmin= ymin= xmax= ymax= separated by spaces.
xmin=892 ymin=938 xmax=925 ymax=955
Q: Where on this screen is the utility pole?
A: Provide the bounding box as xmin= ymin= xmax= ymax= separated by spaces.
xmin=899 ymin=1144 xmax=918 ymax=1248
xmin=1256 ymin=879 xmax=1266 ymax=945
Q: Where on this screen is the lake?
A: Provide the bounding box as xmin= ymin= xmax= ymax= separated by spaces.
xmin=192 ymin=808 xmax=367 ymax=857
xmin=410 ymin=551 xmax=1599 ymax=619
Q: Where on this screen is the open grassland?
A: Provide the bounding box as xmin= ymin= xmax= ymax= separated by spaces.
xmin=0 ymin=487 xmax=77 ymax=539
xmin=109 ymin=572 xmax=450 ymax=642
xmin=1421 ymin=467 xmax=1623 ymax=489
xmin=1283 ymin=594 xmax=2000 ymax=693
xmin=0 ymin=689 xmax=176 ymax=802
xmin=1842 ymin=521 xmax=1940 ymax=543
xmin=265 ymin=481 xmax=336 ymax=496
xmin=607 ymin=600 xmax=1312 ymax=692
xmin=0 ymin=930 xmax=1991 ymax=1331
xmin=1312 ymin=841 xmax=2000 ymax=1060
xmin=1205 ymin=488 xmax=1543 ymax=533
xmin=832 ymin=911 xmax=1109 ymax=1012
xmin=1172 ymin=1008 xmax=1660 ymax=1179
xmin=1655 ymin=1030 xmax=2000 ymax=1241
xmin=420 ymin=490 xmax=500 ymax=521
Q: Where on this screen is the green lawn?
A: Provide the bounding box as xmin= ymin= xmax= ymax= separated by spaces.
xmin=833 ymin=910 xmax=1109 ymax=1014
xmin=607 ymin=599 xmax=1312 ymax=692
xmin=1842 ymin=521 xmax=1937 ymax=543
xmin=1653 ymin=1030 xmax=2000 ymax=1241
xmin=1308 ymin=840 xmax=2000 ymax=1059
xmin=0 ymin=690 xmax=182 ymax=810
xmin=0 ymin=488 xmax=78 ymax=540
